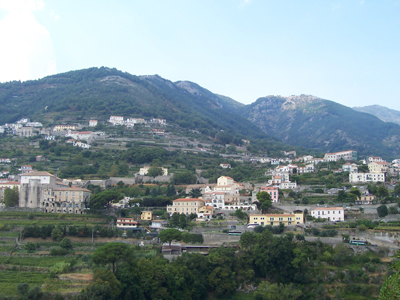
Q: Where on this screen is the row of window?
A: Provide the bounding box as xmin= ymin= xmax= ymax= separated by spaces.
xmin=253 ymin=217 xmax=293 ymax=221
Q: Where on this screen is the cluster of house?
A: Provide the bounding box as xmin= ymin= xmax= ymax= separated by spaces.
xmin=265 ymin=150 xmax=400 ymax=189
xmin=348 ymin=156 xmax=400 ymax=183
xmin=1 ymin=118 xmax=44 ymax=137
xmin=184 ymin=176 xmax=258 ymax=214
xmin=0 ymin=171 xmax=91 ymax=214
xmin=108 ymin=116 xmax=166 ymax=127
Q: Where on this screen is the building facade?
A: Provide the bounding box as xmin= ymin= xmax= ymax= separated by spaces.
xmin=324 ymin=150 xmax=357 ymax=162
xmin=166 ymin=198 xmax=205 ymax=216
xmin=249 ymin=213 xmax=304 ymax=226
xmin=311 ymin=207 xmax=344 ymax=221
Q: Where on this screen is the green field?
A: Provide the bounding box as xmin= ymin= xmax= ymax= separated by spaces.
xmin=0 ymin=271 xmax=49 ymax=295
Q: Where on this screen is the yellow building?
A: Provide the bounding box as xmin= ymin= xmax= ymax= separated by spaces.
xmin=166 ymin=198 xmax=205 ymax=216
xmin=141 ymin=211 xmax=153 ymax=221
xmin=249 ymin=213 xmax=304 ymax=226
xmin=198 ymin=205 xmax=214 ymax=219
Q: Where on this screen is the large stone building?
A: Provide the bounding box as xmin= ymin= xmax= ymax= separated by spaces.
xmin=19 ymin=171 xmax=90 ymax=214
xmin=42 ymin=187 xmax=91 ymax=214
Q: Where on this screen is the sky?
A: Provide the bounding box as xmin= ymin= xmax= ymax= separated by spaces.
xmin=1 ymin=0 xmax=400 ymax=110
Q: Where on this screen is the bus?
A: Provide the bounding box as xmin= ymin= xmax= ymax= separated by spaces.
xmin=227 ymin=231 xmax=242 ymax=236
xmin=350 ymin=240 xmax=367 ymax=246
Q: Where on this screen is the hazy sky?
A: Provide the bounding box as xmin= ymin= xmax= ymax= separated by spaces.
xmin=1 ymin=0 xmax=400 ymax=110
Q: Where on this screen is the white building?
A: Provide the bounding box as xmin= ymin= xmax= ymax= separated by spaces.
xmin=73 ymin=141 xmax=91 ymax=149
xmin=89 ymin=120 xmax=98 ymax=127
xmin=25 ymin=122 xmax=43 ymax=127
xmin=369 ymin=156 xmax=383 ymax=163
xmin=349 ymin=172 xmax=385 ymax=183
xmin=66 ymin=130 xmax=93 ymax=141
xmin=311 ymin=207 xmax=344 ymax=221
xmin=324 ymin=150 xmax=357 ymax=162
xmin=151 ymin=118 xmax=167 ymax=125
xmin=109 ymin=116 xmax=124 ymax=125
xmin=342 ymin=163 xmax=358 ymax=173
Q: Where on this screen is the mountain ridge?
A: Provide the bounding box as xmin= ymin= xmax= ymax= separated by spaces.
xmin=1 ymin=67 xmax=400 ymax=159
xmin=353 ymin=105 xmax=400 ymax=126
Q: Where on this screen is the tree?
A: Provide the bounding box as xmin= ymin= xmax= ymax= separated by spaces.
xmin=169 ymin=212 xmax=180 ymax=227
xmin=240 ymin=232 xmax=258 ymax=249
xmin=395 ymin=184 xmax=400 ymax=197
xmin=92 ymin=242 xmax=132 ymax=273
xmin=147 ymin=166 xmax=163 ymax=178
xmin=377 ymin=186 xmax=389 ymax=199
xmin=379 ymin=256 xmax=400 ymax=299
xmin=51 ymin=226 xmax=65 ymax=242
xmin=92 ymin=269 xmax=121 ymax=299
xmin=158 ymin=229 xmax=182 ymax=247
xmin=234 ymin=209 xmax=247 ymax=220
xmin=256 ymin=191 xmax=272 ymax=213
xmin=172 ymin=171 xmax=197 ymax=185
xmin=189 ymin=188 xmax=202 ymax=198
xmin=60 ymin=238 xmax=73 ymax=250
xmin=349 ymin=187 xmax=361 ymax=199
xmin=377 ymin=205 xmax=388 ymax=218
xmin=179 ymin=213 xmax=187 ymax=228
xmin=90 ymin=190 xmax=122 ymax=210
xmin=3 ymin=186 xmax=19 ymax=207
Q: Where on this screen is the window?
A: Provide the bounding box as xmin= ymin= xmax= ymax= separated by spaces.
xmin=279 ymin=217 xmax=283 ymax=221
xmin=270 ymin=218 xmax=274 ymax=221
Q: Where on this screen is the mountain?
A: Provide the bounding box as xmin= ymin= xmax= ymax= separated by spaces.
xmin=353 ymin=105 xmax=400 ymax=126
xmin=239 ymin=95 xmax=400 ymax=159
xmin=0 ymin=67 xmax=291 ymax=154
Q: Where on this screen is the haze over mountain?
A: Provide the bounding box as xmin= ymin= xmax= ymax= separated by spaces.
xmin=238 ymin=95 xmax=400 ymax=160
xmin=353 ymin=105 xmax=400 ymax=126
xmin=1 ymin=67 xmax=400 ymax=160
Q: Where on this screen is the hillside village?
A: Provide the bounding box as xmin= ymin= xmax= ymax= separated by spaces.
xmin=1 ymin=115 xmax=400 ymax=299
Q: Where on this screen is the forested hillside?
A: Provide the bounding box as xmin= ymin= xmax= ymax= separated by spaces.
xmin=0 ymin=67 xmax=287 ymax=151
xmin=240 ymin=95 xmax=400 ymax=160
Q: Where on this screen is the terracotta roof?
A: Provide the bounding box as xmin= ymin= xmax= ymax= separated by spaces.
xmin=250 ymin=214 xmax=296 ymax=217
xmin=21 ymin=171 xmax=55 ymax=177
xmin=173 ymin=198 xmax=204 ymax=202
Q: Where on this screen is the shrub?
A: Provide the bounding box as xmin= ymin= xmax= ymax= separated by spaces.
xmin=50 ymin=261 xmax=71 ymax=275
xmin=358 ymin=224 xmax=367 ymax=232
xmin=377 ymin=205 xmax=388 ymax=218
xmin=60 ymin=238 xmax=73 ymax=250
xmin=50 ymin=247 xmax=69 ymax=256
xmin=51 ymin=226 xmax=65 ymax=241
xmin=24 ymin=242 xmax=36 ymax=253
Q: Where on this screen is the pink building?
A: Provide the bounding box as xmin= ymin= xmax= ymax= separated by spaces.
xmin=260 ymin=186 xmax=279 ymax=202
